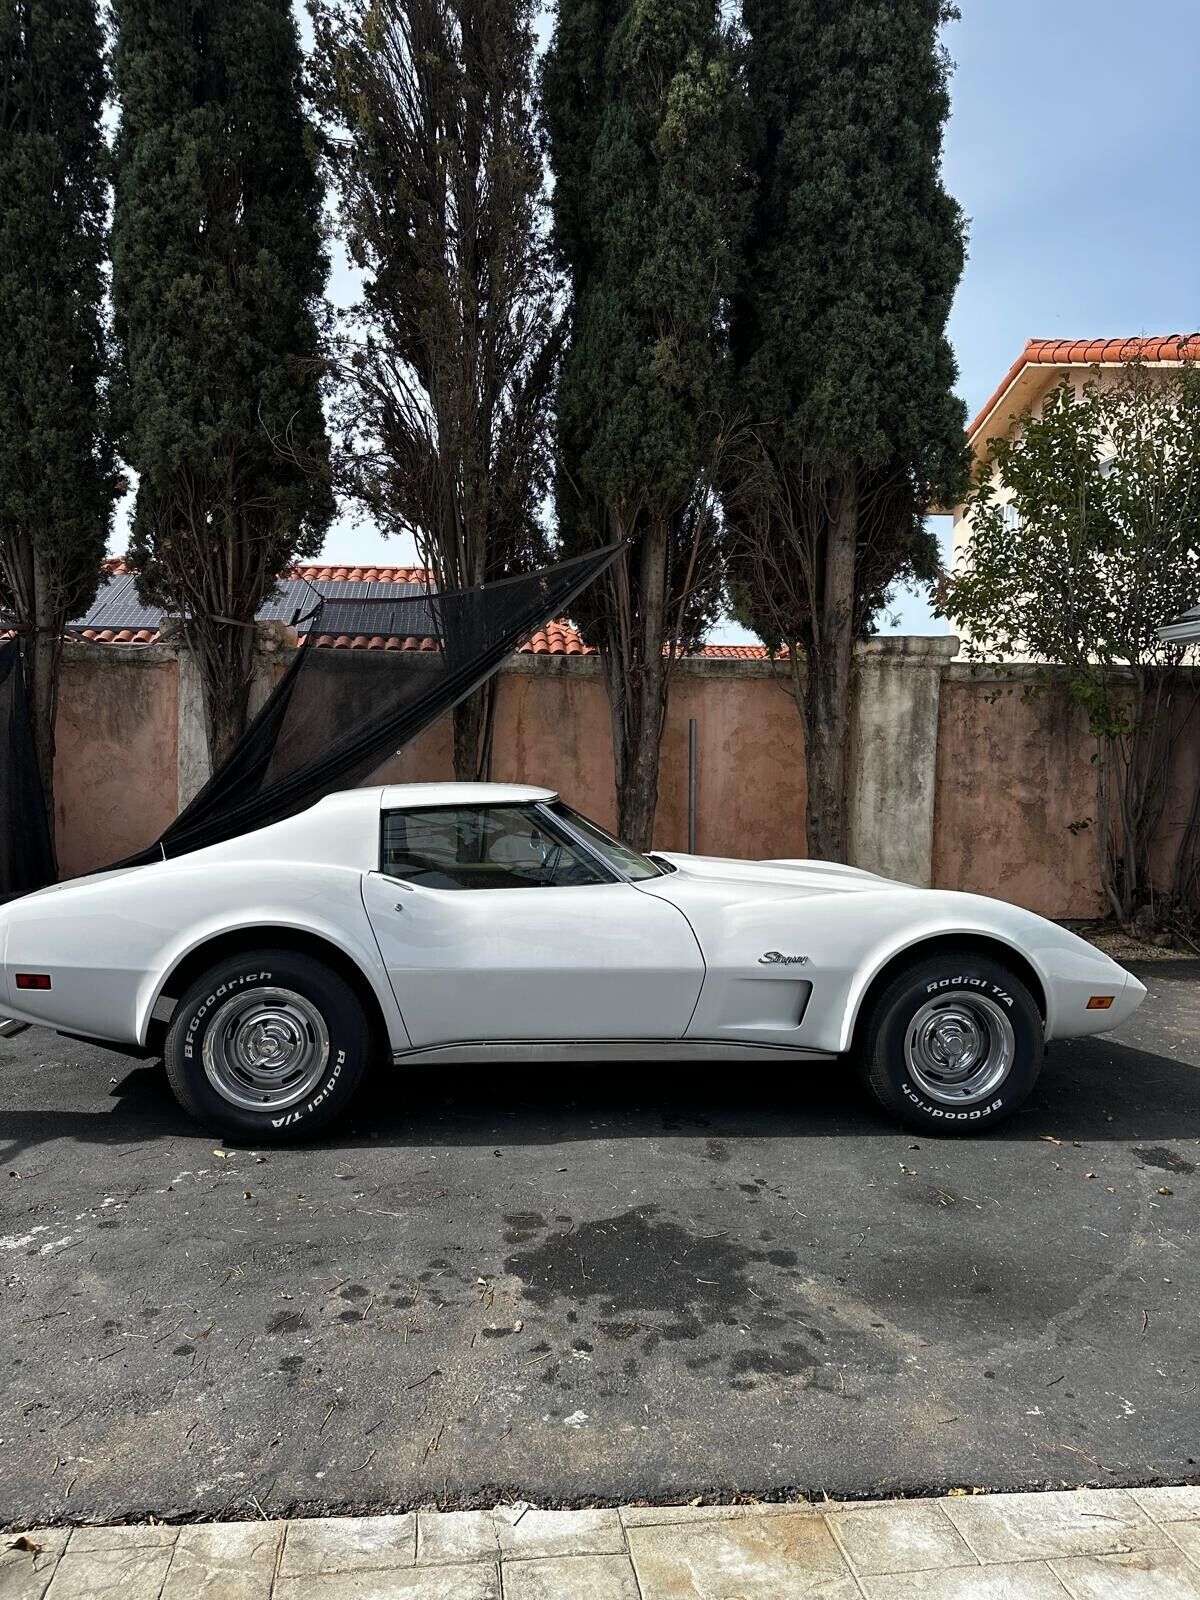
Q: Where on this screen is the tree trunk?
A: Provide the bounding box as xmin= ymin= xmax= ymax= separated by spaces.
xmin=200 ymin=621 xmax=256 ymax=774
xmin=27 ymin=649 xmax=62 ymax=878
xmin=452 ymin=682 xmax=496 ymax=782
xmin=802 ymin=473 xmax=857 ymax=863
xmin=2 ymin=542 xmax=62 ymax=874
xmin=606 ymin=526 xmax=669 ymax=852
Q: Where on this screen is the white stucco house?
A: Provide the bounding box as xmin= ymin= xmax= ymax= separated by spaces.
xmin=949 ymin=335 xmax=1200 ymax=578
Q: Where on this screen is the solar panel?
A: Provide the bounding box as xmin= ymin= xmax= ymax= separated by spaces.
xmin=71 ymin=575 xmax=439 ymax=639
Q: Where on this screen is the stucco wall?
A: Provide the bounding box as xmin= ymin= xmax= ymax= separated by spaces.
xmin=54 ymin=646 xmax=180 ymax=880
xmin=932 ymin=671 xmax=1103 ymax=918
xmin=1150 ymin=693 xmax=1200 ymax=897
xmin=374 ymin=659 xmax=810 ymax=861
xmin=45 ymin=640 xmax=1198 ymax=923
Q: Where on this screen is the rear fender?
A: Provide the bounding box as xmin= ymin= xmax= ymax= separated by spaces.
xmin=135 ymin=903 xmax=408 ymax=1052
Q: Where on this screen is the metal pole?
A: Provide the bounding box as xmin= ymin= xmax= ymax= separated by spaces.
xmin=688 ymin=717 xmax=698 ymax=855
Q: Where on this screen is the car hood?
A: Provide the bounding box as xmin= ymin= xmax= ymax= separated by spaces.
xmin=652 ymin=851 xmax=907 ymax=898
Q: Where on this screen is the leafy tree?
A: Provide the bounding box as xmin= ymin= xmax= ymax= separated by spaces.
xmin=543 ymin=0 xmax=744 ymax=848
xmin=945 ymin=365 xmax=1200 ymax=928
xmin=726 ymin=0 xmax=967 ymax=862
xmin=310 ymin=0 xmax=559 ymax=781
xmin=111 ymin=0 xmax=333 ymax=769
xmin=0 ymin=0 xmax=117 ymax=858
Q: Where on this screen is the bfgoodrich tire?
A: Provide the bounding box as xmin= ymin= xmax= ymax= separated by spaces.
xmin=860 ymin=953 xmax=1042 ymax=1134
xmin=164 ymin=950 xmax=370 ymax=1141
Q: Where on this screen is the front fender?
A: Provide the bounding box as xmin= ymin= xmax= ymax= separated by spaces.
xmin=834 ymin=916 xmax=1053 ymax=1053
xmin=829 ymin=893 xmax=1130 ymax=1052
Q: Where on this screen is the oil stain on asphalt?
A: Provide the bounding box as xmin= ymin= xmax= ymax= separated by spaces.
xmin=504 ymin=1204 xmax=807 ymax=1353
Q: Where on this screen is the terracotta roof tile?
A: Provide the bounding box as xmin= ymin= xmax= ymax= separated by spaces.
xmin=968 ymin=334 xmax=1200 ymax=442
xmin=76 ymin=626 xmax=160 ymax=645
xmin=697 ymin=642 xmax=776 ymax=660
xmin=303 ymin=631 xmax=440 ymax=651
xmin=523 ymin=621 xmax=596 ymax=656
xmin=289 ymin=563 xmax=432 ymax=584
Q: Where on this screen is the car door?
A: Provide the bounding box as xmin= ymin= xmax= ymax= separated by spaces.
xmin=360 ymin=802 xmax=704 ymax=1048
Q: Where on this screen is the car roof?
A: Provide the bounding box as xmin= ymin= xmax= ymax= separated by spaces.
xmin=375 ymin=782 xmax=558 ymax=811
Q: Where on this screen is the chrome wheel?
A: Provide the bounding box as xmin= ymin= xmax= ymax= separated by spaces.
xmin=904 ymin=993 xmax=1015 ymax=1106
xmin=201 ymin=987 xmax=330 ymax=1112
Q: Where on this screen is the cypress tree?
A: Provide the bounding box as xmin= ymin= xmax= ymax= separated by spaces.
xmin=311 ymin=0 xmax=559 ymax=782
xmin=111 ymin=0 xmax=333 ymax=769
xmin=727 ymin=0 xmax=968 ymax=861
xmin=543 ymin=0 xmax=743 ymax=849
xmin=0 ymin=0 xmax=117 ymax=858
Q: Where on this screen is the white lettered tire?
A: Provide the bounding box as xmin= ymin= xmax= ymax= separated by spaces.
xmin=860 ymin=953 xmax=1042 ymax=1133
xmin=164 ymin=950 xmax=370 ymax=1141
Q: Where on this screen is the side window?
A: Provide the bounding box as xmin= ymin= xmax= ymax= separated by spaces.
xmin=380 ymin=806 xmax=611 ymax=890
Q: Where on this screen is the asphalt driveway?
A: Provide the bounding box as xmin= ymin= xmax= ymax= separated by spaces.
xmin=1 ymin=960 xmax=1198 ymax=1527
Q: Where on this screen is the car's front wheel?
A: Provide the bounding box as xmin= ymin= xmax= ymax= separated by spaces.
xmin=859 ymin=953 xmax=1042 ymax=1133
xmin=163 ymin=949 xmax=370 ymax=1141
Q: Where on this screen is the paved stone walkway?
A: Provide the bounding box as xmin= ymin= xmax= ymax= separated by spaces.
xmin=7 ymin=1488 xmax=1200 ymax=1598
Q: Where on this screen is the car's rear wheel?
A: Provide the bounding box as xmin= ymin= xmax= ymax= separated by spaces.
xmin=859 ymin=953 xmax=1042 ymax=1133
xmin=163 ymin=950 xmax=370 ymax=1141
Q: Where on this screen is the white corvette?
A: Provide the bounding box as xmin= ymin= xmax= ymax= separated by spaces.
xmin=0 ymin=782 xmax=1145 ymax=1139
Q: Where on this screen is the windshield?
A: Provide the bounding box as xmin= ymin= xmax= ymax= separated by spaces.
xmin=548 ymin=803 xmax=664 ymax=881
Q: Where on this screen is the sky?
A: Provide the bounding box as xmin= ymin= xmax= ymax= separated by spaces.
xmin=116 ymin=0 xmax=1200 ymax=640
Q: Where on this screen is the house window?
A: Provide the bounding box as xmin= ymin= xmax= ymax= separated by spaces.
xmin=1000 ymin=502 xmax=1021 ymax=534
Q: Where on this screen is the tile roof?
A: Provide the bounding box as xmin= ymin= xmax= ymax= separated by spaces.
xmin=304 ymin=632 xmax=441 ymax=652
xmin=698 ymin=642 xmax=780 ymax=660
xmin=77 ymin=627 xmax=160 ymax=645
xmin=968 ymin=335 xmax=1200 ymax=444
xmin=82 ymin=562 xmax=776 ymax=657
xmin=302 ymin=620 xmax=772 ymax=658
xmin=99 ymin=557 xmax=435 ymax=585
xmin=523 ymin=620 xmax=596 ymax=656
xmin=290 ymin=562 xmax=432 ymax=584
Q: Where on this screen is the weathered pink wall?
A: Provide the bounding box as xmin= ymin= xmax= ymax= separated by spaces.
xmin=413 ymin=664 xmax=809 ymax=860
xmin=490 ymin=669 xmax=617 ymax=824
xmin=371 ymin=719 xmax=455 ymax=786
xmin=54 ymin=649 xmax=179 ymax=879
xmin=1150 ymin=693 xmax=1200 ymax=898
xmin=932 ymin=674 xmax=1104 ymax=918
xmin=656 ymin=671 xmax=807 ymax=858
xmin=48 ymin=645 xmax=1196 ymax=922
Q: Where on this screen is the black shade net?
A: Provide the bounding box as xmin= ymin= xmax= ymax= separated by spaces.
xmin=115 ymin=543 xmax=620 ymax=868
xmin=0 ymin=638 xmax=55 ymax=899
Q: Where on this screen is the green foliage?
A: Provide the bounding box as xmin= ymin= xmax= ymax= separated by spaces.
xmin=543 ymin=0 xmax=743 ymax=636
xmin=112 ymin=0 xmax=333 ymax=760
xmin=947 ymin=370 xmax=1200 ymax=676
xmin=729 ymin=0 xmax=968 ymax=638
xmin=310 ymin=0 xmax=557 ymax=588
xmin=945 ymin=365 xmax=1200 ymax=922
xmin=312 ymin=0 xmax=561 ymax=779
xmin=723 ymin=0 xmax=967 ymax=860
xmin=0 ymin=0 xmax=115 ymax=626
xmin=543 ymin=0 xmax=744 ymax=841
xmin=0 ymin=0 xmax=117 ymax=822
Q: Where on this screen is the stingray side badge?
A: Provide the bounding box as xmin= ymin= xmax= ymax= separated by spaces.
xmin=758 ymin=951 xmax=811 ymax=966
